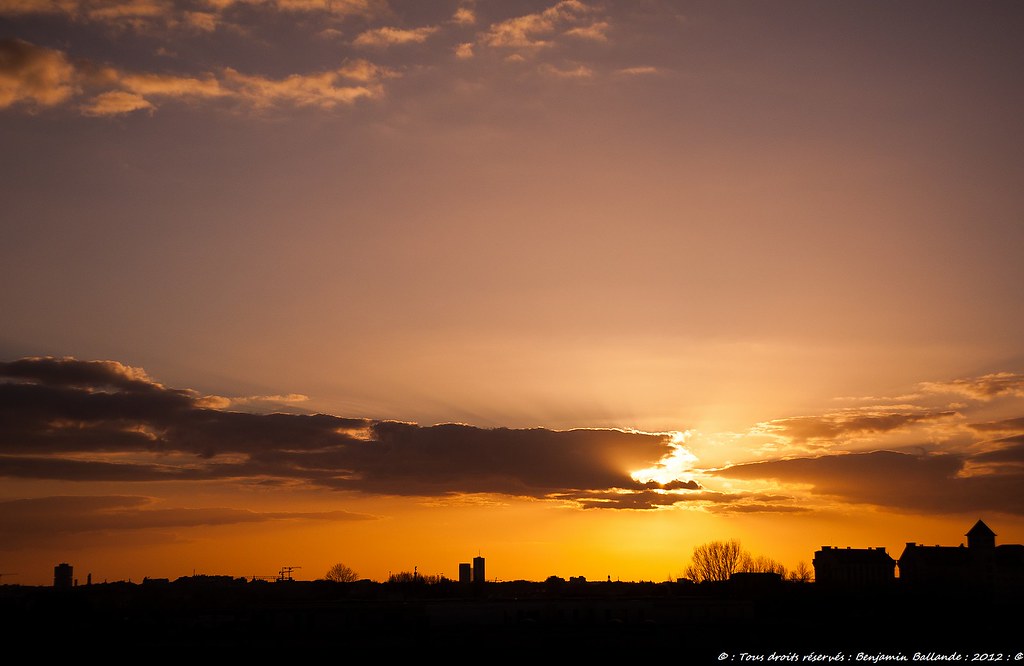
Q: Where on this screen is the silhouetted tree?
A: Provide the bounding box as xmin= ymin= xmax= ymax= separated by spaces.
xmin=740 ymin=553 xmax=788 ymax=577
xmin=787 ymin=561 xmax=813 ymax=583
xmin=685 ymin=539 xmax=744 ymax=582
xmin=385 ymin=571 xmax=446 ymax=584
xmin=324 ymin=563 xmax=359 ymax=582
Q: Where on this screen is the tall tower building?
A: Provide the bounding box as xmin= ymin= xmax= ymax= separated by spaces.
xmin=472 ymin=556 xmax=485 ymax=583
xmin=54 ymin=563 xmax=73 ymax=588
xmin=458 ymin=562 xmax=471 ymax=583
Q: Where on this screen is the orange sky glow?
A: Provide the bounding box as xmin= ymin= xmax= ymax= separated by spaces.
xmin=2 ymin=0 xmax=1023 ymax=586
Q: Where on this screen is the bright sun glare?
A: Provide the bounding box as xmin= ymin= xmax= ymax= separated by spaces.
xmin=629 ymin=430 xmax=698 ymax=485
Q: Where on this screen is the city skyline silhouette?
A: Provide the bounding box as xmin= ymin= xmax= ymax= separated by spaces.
xmin=4 ymin=519 xmax=1020 ymax=656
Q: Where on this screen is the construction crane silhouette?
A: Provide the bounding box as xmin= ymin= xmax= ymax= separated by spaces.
xmin=0 ymin=573 xmax=17 ymax=583
xmin=276 ymin=566 xmax=301 ymax=582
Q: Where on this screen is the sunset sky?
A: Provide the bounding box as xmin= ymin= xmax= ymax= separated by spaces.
xmin=2 ymin=0 xmax=1023 ymax=587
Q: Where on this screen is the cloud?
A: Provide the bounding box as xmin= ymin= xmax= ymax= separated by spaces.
xmin=0 ymin=357 xmax=678 ymax=506
xmin=921 ymin=372 xmax=1024 ymax=401
xmin=223 ymin=67 xmax=382 ymax=108
xmin=353 ymin=26 xmax=437 ymax=48
xmin=0 ymin=455 xmax=218 ymax=481
xmin=184 ymin=9 xmax=218 ymax=31
xmin=564 ymin=20 xmax=608 ymax=41
xmin=969 ymin=416 xmax=1024 ymax=434
xmin=565 ymin=488 xmax=695 ymax=511
xmin=1 ymin=40 xmax=392 ymax=115
xmin=712 ymin=449 xmax=1024 ymax=516
xmin=539 ymin=63 xmax=593 ymax=79
xmin=10 ymin=358 xmax=1017 ymax=514
xmin=0 ymin=495 xmax=373 ymax=548
xmin=753 ymin=408 xmax=957 ymax=444
xmin=0 ymin=0 xmax=387 ymax=29
xmin=454 ymin=42 xmax=474 ymax=59
xmin=80 ymin=90 xmax=155 ymax=115
xmin=316 ymin=422 xmax=672 ymax=498
xmin=0 ymin=0 xmax=65 ymax=14
xmin=227 ymin=393 xmax=310 ymax=405
xmin=0 ymin=38 xmax=78 ymax=109
xmin=84 ymin=0 xmax=172 ymax=25
xmin=335 ymin=58 xmax=393 ymax=83
xmin=0 ymin=356 xmax=161 ymax=390
xmin=615 ymin=66 xmax=658 ymax=76
xmin=257 ymin=0 xmax=385 ymax=17
xmin=663 ymin=479 xmax=701 ymax=490
xmin=482 ymin=0 xmax=598 ymax=49
xmin=452 ymin=5 xmax=474 ymax=26
xmin=970 ymin=438 xmax=1024 ymax=465
xmin=559 ymin=486 xmax=804 ymax=512
xmin=0 ymin=0 xmax=180 ymax=31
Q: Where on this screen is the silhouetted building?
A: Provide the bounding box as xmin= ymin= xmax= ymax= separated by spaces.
xmin=473 ymin=556 xmax=485 ymax=583
xmin=813 ymin=546 xmax=895 ymax=587
xmin=729 ymin=571 xmax=784 ymax=594
xmin=967 ymin=519 xmax=996 ymax=549
xmin=459 ymin=562 xmax=471 ymax=583
xmin=54 ymin=563 xmax=73 ymax=588
xmin=897 ymin=520 xmax=1023 ymax=593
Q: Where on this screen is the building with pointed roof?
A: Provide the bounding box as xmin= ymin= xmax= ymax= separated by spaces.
xmin=966 ymin=519 xmax=996 ymax=549
xmin=897 ymin=520 xmax=1024 ymax=595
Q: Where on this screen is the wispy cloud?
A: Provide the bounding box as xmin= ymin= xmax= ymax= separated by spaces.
xmin=615 ymin=66 xmax=658 ymax=76
xmin=222 ymin=66 xmax=382 ymax=109
xmin=0 ymin=0 xmax=387 ymax=29
xmin=539 ymin=63 xmax=593 ymax=79
xmin=969 ymin=416 xmax=1024 ymax=434
xmin=353 ymin=25 xmax=438 ymax=48
xmin=751 ymin=407 xmax=958 ymax=445
xmin=564 ymin=19 xmax=608 ymax=41
xmin=481 ymin=0 xmax=600 ymax=50
xmin=921 ymin=372 xmax=1024 ymax=401
xmin=2 ymin=40 xmax=391 ymax=115
xmin=80 ymin=90 xmax=155 ymax=115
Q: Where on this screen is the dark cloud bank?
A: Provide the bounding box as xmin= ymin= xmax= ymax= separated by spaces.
xmin=0 ymin=357 xmax=703 ymax=509
xmin=713 ymin=447 xmax=1024 ymax=516
xmin=4 ymin=357 xmax=1022 ymax=517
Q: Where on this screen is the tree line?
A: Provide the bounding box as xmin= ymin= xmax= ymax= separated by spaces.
xmin=685 ymin=539 xmax=812 ymax=583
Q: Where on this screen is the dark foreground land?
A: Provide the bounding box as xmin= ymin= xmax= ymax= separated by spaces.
xmin=2 ymin=578 xmax=1019 ymax=660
